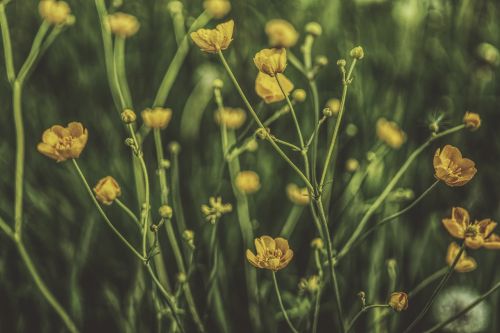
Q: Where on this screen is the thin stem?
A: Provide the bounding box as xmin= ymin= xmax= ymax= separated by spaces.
xmin=17 ymin=21 xmax=50 ymax=84
xmin=112 ymin=36 xmax=127 ymax=109
xmin=0 ymin=4 xmax=16 ymax=82
xmin=280 ymin=205 xmax=305 ymax=238
xmin=272 ymin=272 xmax=299 ymax=333
xmin=408 ymin=267 xmax=448 ymax=298
xmin=275 ymin=74 xmax=305 ymax=148
xmin=115 ymin=198 xmax=141 ymax=228
xmin=72 ymin=159 xmax=144 ymax=261
xmin=12 ymin=80 xmax=24 ymax=237
xmin=217 ymin=50 xmax=313 ymax=192
xmin=312 ymin=249 xmax=324 ymax=333
xmin=273 ymin=137 xmax=302 ymax=152
xmin=346 ymin=305 xmax=391 ymax=333
xmin=114 ymin=36 xmax=132 ymax=107
xmin=403 ymin=243 xmax=465 ymax=333
xmin=0 ymin=216 xmax=13 ymax=238
xmin=422 ymin=280 xmax=500 ymax=333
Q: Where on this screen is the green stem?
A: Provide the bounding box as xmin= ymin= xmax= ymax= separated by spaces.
xmin=71 ymin=159 xmax=144 ymax=261
xmin=0 ymin=216 xmax=13 ymax=238
xmin=17 ymin=21 xmax=50 ymax=84
xmin=12 ymin=80 xmax=24 ymax=236
xmin=272 ymin=272 xmax=299 ymax=333
xmin=115 ymin=36 xmax=132 ymax=107
xmin=312 ymin=249 xmax=324 ymax=333
xmin=275 ymin=74 xmax=305 ymax=148
xmin=422 ymin=280 xmax=500 ymax=333
xmin=0 ymin=4 xmax=16 ymax=82
xmin=403 ymin=243 xmax=465 ymax=333
xmin=115 ymin=198 xmax=141 ymax=229
xmin=408 ymin=267 xmax=448 ymax=298
xmin=346 ymin=305 xmax=391 ymax=333
xmin=280 ymin=205 xmax=305 ymax=238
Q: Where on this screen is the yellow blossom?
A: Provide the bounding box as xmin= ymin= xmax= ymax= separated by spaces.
xmin=286 ymin=183 xmax=310 ymax=206
xmin=446 ymin=242 xmax=477 ymax=273
xmin=141 ymin=107 xmax=173 ymax=129
xmin=265 ymin=19 xmax=299 ymax=48
xmin=39 ymin=0 xmax=71 ymax=25
xmin=255 ymin=72 xmax=294 ymax=104
xmin=121 ymin=109 xmax=137 ymax=124
xmin=442 ymin=207 xmax=499 ymax=249
xmin=201 ymin=196 xmax=232 ymax=224
xmin=326 ymin=98 xmax=341 ymax=116
xmin=463 ymin=112 xmax=481 ymax=130
xmin=235 ymin=170 xmax=261 ymax=194
xmin=246 ymin=235 xmax=293 ymax=271
xmin=376 ymin=118 xmax=406 ymax=149
xmin=292 ymin=89 xmax=306 ymax=102
xmin=107 ymin=12 xmax=140 ymax=38
xmin=93 ymin=176 xmax=121 ymax=205
xmin=190 ymin=20 xmax=234 ymax=53
xmin=203 ymin=0 xmax=231 ymax=19
xmin=388 ymin=292 xmax=408 ymax=312
xmin=345 ymin=158 xmax=360 ymax=172
xmin=37 ymin=122 xmax=88 ymax=162
xmin=214 ymin=107 xmax=246 ymax=129
xmin=433 ymin=145 xmax=476 ymax=187
xmin=298 ymin=275 xmax=320 ymax=293
xmin=310 ymin=238 xmax=324 ymax=250
xmin=253 ymin=48 xmax=287 ymax=76
xmin=159 ymin=205 xmax=173 ymax=219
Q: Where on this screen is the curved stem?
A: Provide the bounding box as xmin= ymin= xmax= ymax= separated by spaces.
xmin=115 ymin=198 xmax=141 ymax=229
xmin=272 ymin=272 xmax=299 ymax=333
xmin=346 ymin=305 xmax=390 ymax=333
xmin=275 ymin=74 xmax=305 ymax=148
xmin=408 ymin=266 xmax=447 ymax=298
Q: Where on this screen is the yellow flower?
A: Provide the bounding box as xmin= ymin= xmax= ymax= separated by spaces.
xmin=265 ymin=19 xmax=299 ymax=48
xmin=446 ymin=242 xmax=477 ymax=273
xmin=376 ymin=118 xmax=406 ymax=149
xmin=141 ymin=107 xmax=173 ymax=129
xmin=93 ymin=176 xmax=121 ymax=205
xmin=433 ymin=145 xmax=477 ymax=187
xmin=255 ymin=72 xmax=294 ymax=104
xmin=159 ymin=205 xmax=173 ymax=219
xmin=292 ymin=89 xmax=306 ymax=102
xmin=203 ymin=0 xmax=231 ymax=19
xmin=235 ymin=170 xmax=261 ymax=194
xmin=39 ymin=0 xmax=71 ymax=25
xmin=253 ymin=48 xmax=287 ymax=76
xmin=190 ymin=20 xmax=234 ymax=53
xmin=345 ymin=158 xmax=360 ymax=172
xmin=201 ymin=196 xmax=232 ymax=224
xmin=310 ymin=237 xmax=324 ymax=250
xmin=326 ymin=98 xmax=341 ymax=116
xmin=37 ymin=122 xmax=88 ymax=162
xmin=463 ymin=112 xmax=481 ymax=130
xmin=442 ymin=207 xmax=498 ymax=249
xmin=388 ymin=292 xmax=409 ymax=311
xmin=286 ymin=183 xmax=310 ymax=206
xmin=107 ymin=12 xmax=140 ymax=38
xmin=246 ymin=235 xmax=294 ymax=271
xmin=298 ymin=275 xmax=320 ymax=293
xmin=214 ymin=107 xmax=246 ymax=129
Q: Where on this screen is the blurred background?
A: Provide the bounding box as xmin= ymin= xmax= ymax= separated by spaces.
xmin=0 ymin=0 xmax=499 ymax=332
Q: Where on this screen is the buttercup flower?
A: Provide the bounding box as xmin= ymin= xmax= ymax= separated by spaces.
xmin=286 ymin=183 xmax=310 ymax=206
xmin=37 ymin=122 xmax=88 ymax=162
xmin=298 ymin=275 xmax=320 ymax=293
xmin=190 ymin=20 xmax=234 ymax=53
xmin=388 ymin=292 xmax=409 ymax=312
xmin=203 ymin=0 xmax=231 ymax=19
xmin=107 ymin=12 xmax=140 ymax=38
xmin=265 ymin=19 xmax=299 ymax=48
xmin=442 ymin=207 xmax=499 ymax=249
xmin=246 ymin=236 xmax=293 ymax=271
xmin=201 ymin=196 xmax=232 ymax=224
xmin=433 ymin=145 xmax=477 ymax=186
xmin=292 ymin=89 xmax=306 ymax=102
xmin=376 ymin=118 xmax=406 ymax=149
xmin=255 ymin=72 xmax=294 ymax=104
xmin=463 ymin=112 xmax=481 ymax=130
xmin=214 ymin=107 xmax=246 ymax=129
xmin=446 ymin=242 xmax=477 ymax=273
xmin=93 ymin=176 xmax=121 ymax=205
xmin=39 ymin=0 xmax=71 ymax=25
xmin=253 ymin=48 xmax=287 ymax=76
xmin=310 ymin=237 xmax=324 ymax=250
xmin=141 ymin=107 xmax=173 ymax=129
xmin=235 ymin=170 xmax=261 ymax=194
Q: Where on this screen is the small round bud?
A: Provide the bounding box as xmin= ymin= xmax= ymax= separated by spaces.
xmin=350 ymin=46 xmax=364 ymax=60
xmin=124 ymin=137 xmax=135 ymax=147
xmin=326 ymin=98 xmax=341 ymax=116
xmin=213 ymin=78 xmax=224 ymax=89
xmin=168 ymin=141 xmax=181 ymax=154
xmin=463 ymin=112 xmax=481 ymax=131
xmin=158 ymin=205 xmax=173 ymax=219
xmin=177 ymin=272 xmax=187 ymax=283
xmin=322 ymin=107 xmax=334 ymax=117
xmin=121 ymin=109 xmax=137 ymax=124
xmin=160 ymin=159 xmax=171 ymax=169
xmin=346 ymin=123 xmax=358 ymax=137
xmin=315 ymin=55 xmax=328 ymax=66
xmin=388 ymin=292 xmax=409 ymax=312
xmin=292 ymin=89 xmax=307 ymax=103
xmin=336 ymin=59 xmax=347 ymax=67
xmin=183 ymin=229 xmax=195 ymax=242
xmin=305 ymin=22 xmax=322 ymax=36
xmin=310 ymin=237 xmax=324 ymax=250
xmin=345 ymin=158 xmax=360 ymax=173
xmin=245 ymin=139 xmax=258 ymax=152
xmin=167 ymin=1 xmax=183 ymax=15
xmin=65 ymin=15 xmax=76 ymax=26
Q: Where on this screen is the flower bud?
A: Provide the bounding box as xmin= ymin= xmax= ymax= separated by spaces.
xmin=305 ymin=22 xmax=322 ymax=36
xmin=292 ymin=89 xmax=307 ymax=102
xmin=463 ymin=112 xmax=481 ymax=131
xmin=121 ymin=109 xmax=137 ymax=124
xmin=213 ymin=78 xmax=224 ymax=89
xmin=159 ymin=205 xmax=173 ymax=219
xmin=235 ymin=171 xmax=261 ymax=194
xmin=310 ymin=237 xmax=324 ymax=250
xmin=336 ymin=59 xmax=347 ymax=67
xmin=93 ymin=176 xmax=121 ymax=205
xmin=322 ymin=107 xmax=334 ymax=118
xmin=315 ymin=55 xmax=328 ymax=66
xmin=350 ymin=46 xmax=365 ymax=60
xmin=167 ymin=1 xmax=183 ymax=15
xmin=345 ymin=158 xmax=360 ymax=173
xmin=388 ymin=292 xmax=409 ymax=312
xmin=203 ymin=0 xmax=231 ymax=19
xmin=107 ymin=12 xmax=140 ymax=38
xmin=265 ymin=19 xmax=299 ymax=48
xmin=177 ymin=272 xmax=187 ymax=283
xmin=142 ymin=107 xmax=173 ymax=129
xmin=39 ymin=0 xmax=71 ymax=26
xmin=168 ymin=141 xmax=181 ymax=154
xmin=326 ymin=98 xmax=341 ymax=116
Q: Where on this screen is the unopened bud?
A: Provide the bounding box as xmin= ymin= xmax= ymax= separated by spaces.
xmin=350 ymin=46 xmax=364 ymax=60
xmin=305 ymin=22 xmax=322 ymax=36
xmin=158 ymin=205 xmax=173 ymax=219
xmin=121 ymin=109 xmax=137 ymax=124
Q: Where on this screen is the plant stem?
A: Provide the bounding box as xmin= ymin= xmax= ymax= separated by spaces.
xmin=12 ymin=80 xmax=24 ymax=237
xmin=72 ymin=159 xmax=144 ymax=261
xmin=346 ymin=305 xmax=391 ymax=333
xmin=403 ymin=243 xmax=465 ymax=333
xmin=115 ymin=198 xmax=141 ymax=229
xmin=275 ymin=74 xmax=305 ymax=148
xmin=0 ymin=3 xmax=16 ymax=82
xmin=272 ymin=271 xmax=299 ymax=333
xmin=17 ymin=21 xmax=50 ymax=84
xmin=408 ymin=267 xmax=448 ymax=298
xmin=280 ymin=205 xmax=305 ymax=238
xmin=422 ymin=280 xmax=500 ymax=333
xmin=114 ymin=36 xmax=132 ymax=107
xmin=312 ymin=249 xmax=324 ymax=333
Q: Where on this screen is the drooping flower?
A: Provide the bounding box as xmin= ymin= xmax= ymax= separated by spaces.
xmin=203 ymin=0 xmax=231 ymax=19
xmin=214 ymin=107 xmax=246 ymax=129
xmin=286 ymin=183 xmax=310 ymax=206
xmin=376 ymin=118 xmax=406 ymax=149
xmin=255 ymin=72 xmax=294 ymax=104
xmin=235 ymin=170 xmax=261 ymax=194
xmin=388 ymin=292 xmax=409 ymax=312
xmin=93 ymin=176 xmax=121 ymax=205
xmin=37 ymin=122 xmax=88 ymax=162
xmin=463 ymin=112 xmax=481 ymax=130
xmin=433 ymin=145 xmax=477 ymax=186
xmin=201 ymin=196 xmax=232 ymax=224
xmin=442 ymin=207 xmax=499 ymax=249
xmin=39 ymin=0 xmax=71 ymax=25
xmin=446 ymin=242 xmax=477 ymax=273
xmin=265 ymin=19 xmax=299 ymax=48
xmin=107 ymin=12 xmax=140 ymax=38
xmin=141 ymin=107 xmax=173 ymax=129
xmin=190 ymin=20 xmax=234 ymax=53
xmin=253 ymin=48 xmax=287 ymax=76
xmin=246 ymin=236 xmax=293 ymax=271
